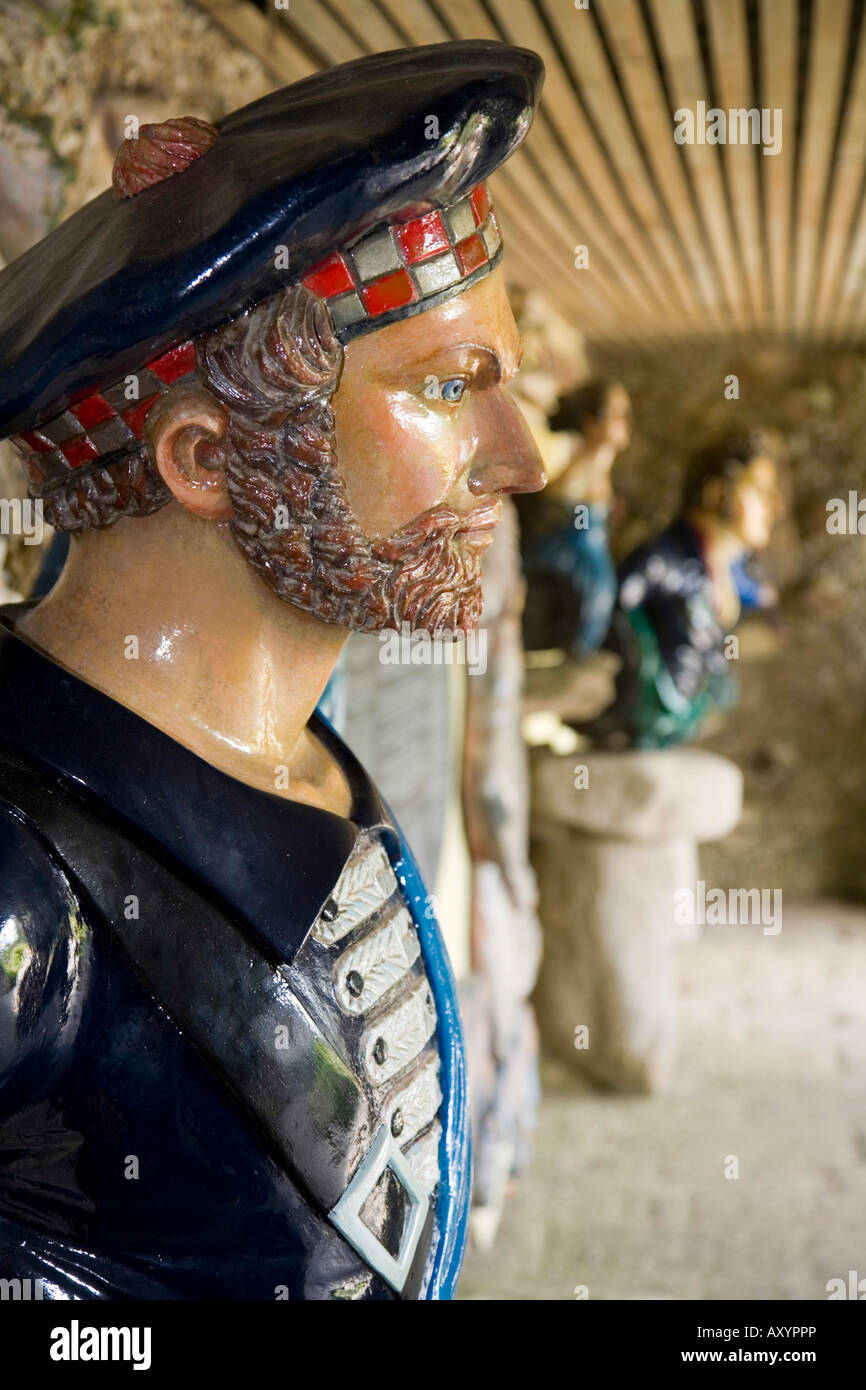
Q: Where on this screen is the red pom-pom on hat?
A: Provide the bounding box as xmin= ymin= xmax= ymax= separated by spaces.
xmin=112 ymin=117 xmax=218 ymax=200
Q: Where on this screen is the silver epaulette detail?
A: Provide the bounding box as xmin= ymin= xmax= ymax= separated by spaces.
xmin=314 ymin=830 xmax=444 ymax=1293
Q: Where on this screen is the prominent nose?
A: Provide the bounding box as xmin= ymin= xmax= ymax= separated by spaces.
xmin=466 ymin=389 xmax=547 ymax=497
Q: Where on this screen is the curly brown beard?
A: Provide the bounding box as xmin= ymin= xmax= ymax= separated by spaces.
xmin=375 ymin=506 xmax=484 ymax=632
xmin=197 ymin=283 xmax=485 ymax=634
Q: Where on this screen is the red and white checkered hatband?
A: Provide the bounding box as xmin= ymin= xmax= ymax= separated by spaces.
xmin=12 ymin=183 xmax=501 ymax=494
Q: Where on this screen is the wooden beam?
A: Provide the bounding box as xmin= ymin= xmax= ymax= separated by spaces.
xmin=495 ymin=203 xmax=627 ymax=346
xmin=354 ymin=0 xmax=651 ymax=329
xmin=374 ymin=0 xmax=449 ymax=47
xmin=648 ymin=0 xmax=750 ymax=331
xmin=704 ymin=0 xmax=767 ymax=324
xmin=791 ymin=0 xmax=851 ymax=336
xmin=759 ymin=0 xmax=797 ymax=332
xmin=494 ymin=166 xmax=654 ymax=336
xmin=601 ymin=0 xmax=730 ymax=331
xmin=200 ymin=0 xmax=866 ymax=345
xmin=276 ymin=0 xmax=367 ymax=66
xmin=193 ymin=0 xmax=315 ymax=84
xmin=328 ymin=0 xmax=407 ymax=51
xmin=821 ymin=19 xmax=866 ymax=336
xmin=380 ymin=0 xmax=682 ymax=334
xmin=541 ymin=0 xmax=702 ymax=323
xmin=487 ymin=0 xmax=683 ymax=323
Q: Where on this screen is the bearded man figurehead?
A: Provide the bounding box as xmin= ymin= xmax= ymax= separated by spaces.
xmin=2 ymin=47 xmax=545 ymax=639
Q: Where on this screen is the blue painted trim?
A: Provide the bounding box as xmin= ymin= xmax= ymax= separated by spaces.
xmin=310 ymin=705 xmax=470 ymax=1300
xmin=389 ymin=820 xmax=471 ymax=1301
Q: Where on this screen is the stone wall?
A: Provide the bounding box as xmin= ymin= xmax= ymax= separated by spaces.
xmin=592 ymin=339 xmax=866 ymax=901
xmin=0 ymin=0 xmax=268 ymax=237
xmin=0 ymin=0 xmax=271 ymax=595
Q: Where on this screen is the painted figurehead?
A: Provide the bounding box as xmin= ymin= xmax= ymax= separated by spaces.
xmin=0 ymin=45 xmax=546 ymax=1302
xmin=520 ymin=379 xmax=633 ymax=658
xmin=606 ymin=429 xmax=783 ymax=750
xmin=681 ymin=431 xmax=782 ymax=581
xmin=0 ymin=46 xmax=545 ymax=655
xmin=547 ymin=379 xmax=633 ymax=505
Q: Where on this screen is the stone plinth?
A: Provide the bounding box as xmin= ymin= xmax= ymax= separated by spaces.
xmin=531 ymin=747 xmax=742 ymax=1092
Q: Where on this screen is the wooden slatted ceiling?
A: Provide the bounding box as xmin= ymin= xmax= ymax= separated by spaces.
xmin=760 ymin=0 xmax=798 ymax=334
xmin=197 ymin=0 xmax=866 ymax=348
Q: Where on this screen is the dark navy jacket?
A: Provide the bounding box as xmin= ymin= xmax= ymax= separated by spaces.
xmin=617 ymin=519 xmax=730 ymax=698
xmin=0 ymin=614 xmax=469 ymax=1300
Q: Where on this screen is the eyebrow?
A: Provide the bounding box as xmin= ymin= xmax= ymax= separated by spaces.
xmin=381 ymin=342 xmax=521 ymax=385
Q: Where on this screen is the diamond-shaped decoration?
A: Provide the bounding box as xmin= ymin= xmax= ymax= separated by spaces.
xmin=88 ymin=414 xmax=137 ymax=453
xmin=121 ymin=393 xmax=161 ymax=438
xmin=19 ymin=429 xmax=55 ymax=454
xmin=149 ymin=342 xmax=196 ymax=383
xmin=470 ymin=183 xmax=490 ymax=225
xmin=102 ymin=380 xmax=136 ymax=412
xmin=329 ymin=1124 xmax=429 ymax=1294
xmin=37 ymin=449 xmax=69 ymax=483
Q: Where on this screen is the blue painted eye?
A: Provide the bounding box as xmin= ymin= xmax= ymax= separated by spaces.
xmin=440 ymin=377 xmax=466 ymax=403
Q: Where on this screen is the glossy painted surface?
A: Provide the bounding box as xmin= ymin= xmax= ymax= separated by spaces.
xmin=335 ymin=268 xmax=544 ymax=540
xmin=20 ymin=268 xmax=545 ymax=794
xmin=147 ymin=267 xmax=544 ymax=543
xmin=19 ymin=505 xmax=354 ymax=813
xmin=0 ymin=42 xmax=543 ymax=437
xmin=0 ymin=618 xmax=469 ymax=1298
xmin=0 ymin=40 xmax=549 ymax=1302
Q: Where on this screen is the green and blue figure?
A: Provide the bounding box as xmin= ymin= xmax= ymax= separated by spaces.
xmin=604 ymin=432 xmax=782 ymax=749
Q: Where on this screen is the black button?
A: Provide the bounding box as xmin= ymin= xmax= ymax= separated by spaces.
xmin=321 ymin=897 xmax=339 ymax=923
xmin=373 ymin=1037 xmax=388 ymax=1066
xmin=390 ymin=1109 xmax=404 ymax=1138
xmin=346 ymin=969 xmax=364 ymax=998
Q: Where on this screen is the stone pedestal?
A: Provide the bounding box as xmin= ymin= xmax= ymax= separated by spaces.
xmin=531 ymin=747 xmax=742 ymax=1092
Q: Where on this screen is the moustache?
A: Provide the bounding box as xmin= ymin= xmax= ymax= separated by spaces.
xmin=373 ymin=501 xmax=502 ymax=559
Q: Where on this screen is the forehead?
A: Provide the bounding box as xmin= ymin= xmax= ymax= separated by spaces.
xmin=340 ymin=265 xmax=521 ymax=376
xmin=742 ymin=455 xmax=777 ymax=487
xmin=605 ymin=385 xmax=631 ymax=413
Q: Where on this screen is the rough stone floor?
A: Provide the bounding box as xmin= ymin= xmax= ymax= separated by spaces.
xmin=459 ymin=901 xmax=866 ymax=1301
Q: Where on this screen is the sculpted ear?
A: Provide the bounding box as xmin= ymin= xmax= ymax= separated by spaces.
xmin=145 ymin=383 xmax=233 ymax=520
